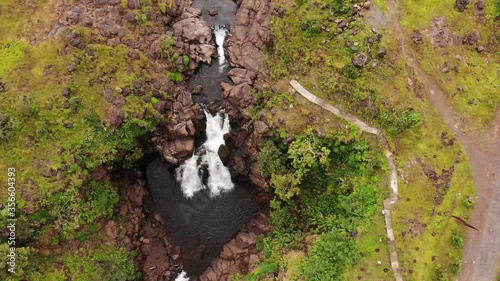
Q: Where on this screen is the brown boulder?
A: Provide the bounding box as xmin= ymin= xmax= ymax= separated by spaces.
xmin=455 ymin=0 xmax=470 ymax=11
xmin=99 ymin=18 xmax=121 ymax=37
xmin=249 ymin=162 xmax=267 ymax=187
xmin=429 ymin=16 xmax=451 ymax=48
xmin=222 ymin=82 xmax=254 ymax=108
xmin=412 ymin=30 xmax=423 ymax=44
xmin=466 ymin=31 xmax=480 ymax=45
xmin=142 ymin=243 xmax=170 ymax=279
xmin=172 ymin=18 xmax=213 ymax=44
xmin=227 ymin=68 xmax=256 ymax=85
xmin=105 ymin=220 xmax=119 ymax=239
xmin=127 ymin=183 xmax=145 ymax=207
xmin=352 ymin=53 xmax=369 ymax=68
xmin=162 ymin=138 xmax=195 ymax=163
xmin=128 ymin=0 xmax=141 ymax=9
xmin=253 ymin=121 xmax=270 ymax=136
xmin=105 ymin=106 xmax=125 ymax=128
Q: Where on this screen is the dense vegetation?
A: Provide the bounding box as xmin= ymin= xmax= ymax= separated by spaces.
xmin=251 ymin=129 xmax=388 ymax=280
xmin=0 ymin=0 xmax=180 ymax=280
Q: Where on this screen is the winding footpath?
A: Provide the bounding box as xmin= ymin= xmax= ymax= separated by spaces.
xmin=385 ymin=1 xmax=500 ymax=280
xmin=289 ymin=80 xmax=404 ymax=281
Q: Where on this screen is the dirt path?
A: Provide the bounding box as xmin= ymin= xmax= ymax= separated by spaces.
xmin=385 ymin=1 xmax=500 ymax=280
xmin=290 ymin=80 xmax=403 ymax=281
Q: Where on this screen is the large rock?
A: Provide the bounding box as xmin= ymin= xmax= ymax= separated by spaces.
xmin=105 ymin=220 xmax=119 ymax=239
xmin=474 ymin=0 xmax=485 ymax=17
xmin=466 ymin=31 xmax=480 ymax=45
xmin=429 ymin=16 xmax=451 ymax=48
xmin=226 ymin=0 xmax=271 ymax=71
xmin=352 ymin=53 xmax=369 ymax=68
xmin=455 ymin=0 xmax=470 ymax=11
xmin=105 ymin=106 xmax=125 ymax=128
xmin=412 ymin=30 xmax=423 ymax=44
xmin=128 ymin=0 xmax=141 ymax=9
xmin=221 ymin=82 xmax=254 ymax=108
xmin=99 ymin=18 xmax=121 ymax=37
xmin=227 ymin=68 xmax=256 ymax=85
xmin=253 ymin=121 xmax=270 ymax=136
xmin=172 ymin=18 xmax=213 ymax=44
xmin=142 ymin=243 xmax=170 ymax=279
xmin=248 ymin=162 xmax=267 ymax=187
xmin=162 ymin=138 xmax=195 ymax=163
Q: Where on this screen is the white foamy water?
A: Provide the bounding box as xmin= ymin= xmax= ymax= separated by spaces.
xmin=176 ymin=110 xmax=234 ymax=198
xmin=174 ymin=271 xmax=189 ymax=281
xmin=214 ymin=27 xmax=228 ymax=73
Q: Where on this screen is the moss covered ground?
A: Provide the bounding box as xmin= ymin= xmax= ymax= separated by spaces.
xmin=0 ymin=0 xmax=173 ymax=279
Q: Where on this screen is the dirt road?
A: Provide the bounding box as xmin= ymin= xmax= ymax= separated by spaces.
xmin=386 ymin=1 xmax=500 ymax=280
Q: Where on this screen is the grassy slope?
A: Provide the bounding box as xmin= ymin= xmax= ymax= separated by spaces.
xmin=246 ymin=0 xmax=479 ymax=279
xmin=399 ymin=0 xmax=499 ymax=130
xmin=0 ymin=0 xmax=167 ymax=279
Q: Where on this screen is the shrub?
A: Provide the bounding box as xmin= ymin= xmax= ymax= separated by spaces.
xmin=257 ymin=139 xmax=287 ymax=178
xmin=135 ymin=12 xmax=148 ymax=24
xmin=0 ymin=40 xmax=26 ymax=76
xmin=0 ymin=244 xmax=34 ymax=278
xmin=168 ymin=72 xmax=183 ymax=83
xmin=301 ymin=230 xmax=361 ymax=280
xmin=451 ymin=235 xmax=464 ymax=248
xmin=182 ymin=54 xmax=190 ymax=66
xmin=379 ymin=110 xmax=422 ymax=135
xmin=0 ymin=113 xmax=19 ymax=141
xmin=451 ymin=259 xmax=462 ymax=274
xmin=163 ymin=36 xmax=176 ymax=49
xmin=14 ymin=95 xmax=39 ymax=118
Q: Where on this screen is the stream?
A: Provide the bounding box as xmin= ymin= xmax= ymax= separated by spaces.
xmin=188 ymin=0 xmax=237 ymax=104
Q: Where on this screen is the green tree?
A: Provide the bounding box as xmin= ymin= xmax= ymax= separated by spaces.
xmin=257 ymin=139 xmax=287 ymax=178
xmin=288 ymin=131 xmax=330 ymax=182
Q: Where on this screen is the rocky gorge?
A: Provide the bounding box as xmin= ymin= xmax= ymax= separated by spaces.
xmin=46 ymin=0 xmax=275 ymax=279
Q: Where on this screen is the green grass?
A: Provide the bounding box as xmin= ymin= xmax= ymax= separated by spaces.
xmin=398 ymin=0 xmax=499 ymax=129
xmin=258 ymin=0 xmax=477 ymax=279
xmin=344 ymin=215 xmax=394 ymax=281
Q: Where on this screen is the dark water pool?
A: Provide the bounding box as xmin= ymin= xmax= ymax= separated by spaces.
xmin=145 ymin=158 xmax=257 ymax=275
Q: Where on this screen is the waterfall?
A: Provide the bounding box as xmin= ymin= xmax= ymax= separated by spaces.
xmin=174 ymin=271 xmax=189 ymax=281
xmin=176 ymin=110 xmax=234 ymax=198
xmin=214 ymin=26 xmax=228 ymax=73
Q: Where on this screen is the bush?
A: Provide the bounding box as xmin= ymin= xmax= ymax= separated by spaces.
xmin=0 ymin=113 xmax=19 ymax=141
xmin=0 ymin=244 xmax=34 ymax=278
xmin=168 ymin=72 xmax=183 ymax=83
xmin=379 ymin=110 xmax=422 ymax=135
xmin=14 ymin=95 xmax=39 ymax=118
xmin=135 ymin=12 xmax=148 ymax=24
xmin=301 ymin=230 xmax=361 ymax=280
xmin=451 ymin=259 xmax=462 ymax=274
xmin=451 ymin=235 xmax=464 ymax=248
xmin=0 ymin=40 xmax=26 ymax=76
xmin=182 ymin=54 xmax=190 ymax=66
xmin=258 ymin=139 xmax=288 ymax=178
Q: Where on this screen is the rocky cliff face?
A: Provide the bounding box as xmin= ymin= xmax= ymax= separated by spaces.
xmin=48 ymin=0 xmax=274 ymax=279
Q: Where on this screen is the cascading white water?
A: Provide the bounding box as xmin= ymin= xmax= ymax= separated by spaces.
xmin=174 ymin=271 xmax=189 ymax=281
xmin=214 ymin=27 xmax=228 ymax=73
xmin=176 ymin=110 xmax=234 ymax=198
